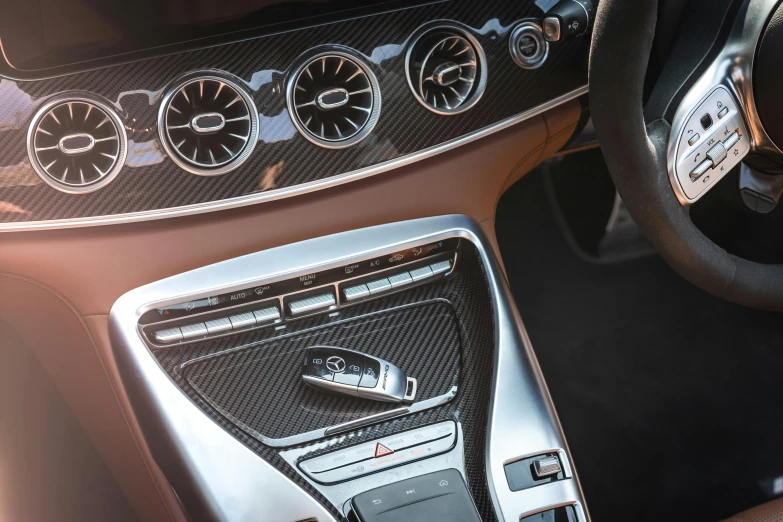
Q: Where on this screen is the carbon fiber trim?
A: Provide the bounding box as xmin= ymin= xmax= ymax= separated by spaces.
xmin=151 ymin=243 xmax=497 ymax=521
xmin=0 ymin=0 xmax=590 ymax=228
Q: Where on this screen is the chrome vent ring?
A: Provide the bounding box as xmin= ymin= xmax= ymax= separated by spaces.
xmin=287 ymin=50 xmax=381 ymax=148
xmin=159 ymin=73 xmax=259 ymax=176
xmin=406 ymin=24 xmax=487 ymax=115
xmin=27 ymin=94 xmax=127 ymax=193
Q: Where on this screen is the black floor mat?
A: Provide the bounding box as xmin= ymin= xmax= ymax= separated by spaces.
xmin=495 ymin=167 xmax=783 ymax=522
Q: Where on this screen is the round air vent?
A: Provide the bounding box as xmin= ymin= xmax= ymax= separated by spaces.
xmin=158 ymin=73 xmax=259 ymax=176
xmin=405 ymin=24 xmax=488 ymax=115
xmin=287 ymin=49 xmax=381 ymax=148
xmin=27 ymin=93 xmax=127 ymax=193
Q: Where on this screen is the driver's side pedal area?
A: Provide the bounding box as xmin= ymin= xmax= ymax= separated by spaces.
xmin=542 ymin=148 xmax=656 ymax=263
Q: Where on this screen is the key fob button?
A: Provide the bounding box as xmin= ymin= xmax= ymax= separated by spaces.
xmin=333 ymin=353 xmax=364 ymax=386
xmin=359 ymin=357 xmax=381 ymax=388
xmin=304 ymin=348 xmax=335 ymax=381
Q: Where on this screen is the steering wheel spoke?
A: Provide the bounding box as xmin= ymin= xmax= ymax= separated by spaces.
xmin=666 ymin=0 xmax=783 ymax=206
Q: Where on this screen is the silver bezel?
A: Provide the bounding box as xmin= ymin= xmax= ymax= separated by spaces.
xmin=509 ymin=22 xmax=550 ymax=70
xmin=666 ymin=0 xmax=778 ymax=205
xmin=286 ymin=48 xmax=382 ymax=149
xmin=157 ymin=71 xmax=260 ymax=176
xmin=405 ymin=21 xmax=489 ymax=116
xmin=26 ymin=92 xmax=128 ymax=194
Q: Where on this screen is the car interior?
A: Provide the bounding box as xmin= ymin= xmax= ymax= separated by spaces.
xmin=2 ymin=0 xmax=783 ymax=521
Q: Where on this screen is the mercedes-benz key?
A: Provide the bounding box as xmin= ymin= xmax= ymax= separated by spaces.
xmin=302 ymin=346 xmax=417 ymax=403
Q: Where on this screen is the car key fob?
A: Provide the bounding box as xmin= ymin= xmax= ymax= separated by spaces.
xmin=302 ymin=346 xmax=417 ymax=403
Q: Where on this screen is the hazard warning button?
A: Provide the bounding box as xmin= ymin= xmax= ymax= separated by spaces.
xmin=375 ymin=443 xmax=394 ymax=458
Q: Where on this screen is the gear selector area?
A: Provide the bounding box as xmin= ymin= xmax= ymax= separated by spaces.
xmin=303 ymin=346 xmax=417 ymax=403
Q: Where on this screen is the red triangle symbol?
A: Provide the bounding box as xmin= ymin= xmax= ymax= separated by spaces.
xmin=375 ymin=443 xmax=394 ymax=458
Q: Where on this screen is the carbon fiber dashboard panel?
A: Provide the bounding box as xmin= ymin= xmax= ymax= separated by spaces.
xmin=0 ymin=0 xmax=589 ymax=227
xmin=182 ymin=301 xmax=461 ymax=441
xmin=151 ymin=242 xmax=496 ymax=521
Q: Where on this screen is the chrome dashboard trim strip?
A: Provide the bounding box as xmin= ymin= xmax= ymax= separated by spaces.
xmin=4 ymin=85 xmax=587 ymax=232
xmin=109 ymin=215 xmax=589 ymax=522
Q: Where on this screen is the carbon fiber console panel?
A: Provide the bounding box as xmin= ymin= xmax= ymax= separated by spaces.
xmin=109 ymin=216 xmax=590 ymax=522
xmin=181 ymin=301 xmax=461 ymax=442
xmin=0 ymin=0 xmax=589 ymax=229
xmin=151 ymin=243 xmax=497 ymax=521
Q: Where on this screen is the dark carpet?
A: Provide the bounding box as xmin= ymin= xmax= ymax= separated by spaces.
xmin=495 ymin=160 xmax=783 ymax=522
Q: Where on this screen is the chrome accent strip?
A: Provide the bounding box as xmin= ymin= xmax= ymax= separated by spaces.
xmin=667 ymin=0 xmax=777 ymax=205
xmin=5 ymin=86 xmax=586 ymax=232
xmin=109 ymin=215 xmax=589 ymax=520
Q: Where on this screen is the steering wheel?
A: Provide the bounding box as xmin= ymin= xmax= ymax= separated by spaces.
xmin=589 ymin=0 xmax=783 ymax=309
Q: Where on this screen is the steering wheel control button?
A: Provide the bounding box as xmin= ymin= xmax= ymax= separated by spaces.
xmin=344 ymin=283 xmax=370 ymax=301
xmin=533 ymin=455 xmax=562 ymax=478
xmin=509 ymin=23 xmax=549 ymax=70
xmin=359 ymin=358 xmax=381 ymax=388
xmin=298 ymin=421 xmax=457 ymax=485
xmin=366 ymin=278 xmax=392 ymax=295
xmin=302 ymin=347 xmax=415 ymax=403
xmin=154 ymin=327 xmax=183 ymax=344
xmin=288 ymin=292 xmax=336 ymax=316
xmin=706 ymin=142 xmax=728 ymax=167
xmin=672 ymin=86 xmax=750 ymax=201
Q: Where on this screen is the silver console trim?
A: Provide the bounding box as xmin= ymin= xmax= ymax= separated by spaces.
xmin=4 ymin=86 xmax=587 ymax=232
xmin=109 ymin=215 xmax=589 ymax=522
xmin=667 ymin=0 xmax=778 ymax=205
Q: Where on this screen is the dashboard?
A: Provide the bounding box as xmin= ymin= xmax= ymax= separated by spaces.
xmin=0 ymin=0 xmax=588 ymax=230
xmin=0 ymin=1 xmax=594 ymax=521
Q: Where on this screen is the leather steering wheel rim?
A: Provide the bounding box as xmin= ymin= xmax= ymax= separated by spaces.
xmin=589 ymin=0 xmax=783 ymax=310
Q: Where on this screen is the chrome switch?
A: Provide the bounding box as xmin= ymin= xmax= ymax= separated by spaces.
xmin=302 ymin=346 xmax=417 ymax=403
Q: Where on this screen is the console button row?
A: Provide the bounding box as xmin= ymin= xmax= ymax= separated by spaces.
xmin=299 ymin=421 xmax=457 ymax=484
xmin=343 ymin=259 xmax=452 ymax=302
xmin=153 ymin=305 xmax=280 ymax=344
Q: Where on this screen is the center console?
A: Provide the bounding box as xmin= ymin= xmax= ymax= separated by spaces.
xmin=109 ymin=215 xmax=589 ymax=521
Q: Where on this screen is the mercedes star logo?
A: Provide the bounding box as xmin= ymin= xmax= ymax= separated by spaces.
xmin=326 ymin=356 xmax=346 ymax=373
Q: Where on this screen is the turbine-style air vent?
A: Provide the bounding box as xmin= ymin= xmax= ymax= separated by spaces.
xmin=406 ymin=25 xmax=487 ymax=115
xmin=159 ymin=74 xmax=259 ymax=175
xmin=27 ymin=94 xmax=127 ymax=193
xmin=287 ymin=50 xmax=381 ymax=148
